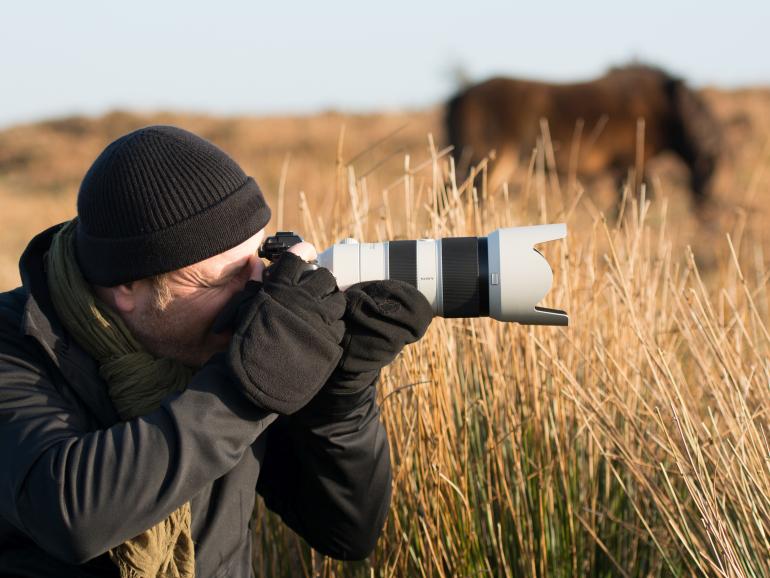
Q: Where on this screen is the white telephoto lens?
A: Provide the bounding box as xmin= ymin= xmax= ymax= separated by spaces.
xmin=317 ymin=224 xmax=567 ymax=326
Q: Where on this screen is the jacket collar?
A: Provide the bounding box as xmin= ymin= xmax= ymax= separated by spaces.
xmin=19 ymin=224 xmax=119 ymax=427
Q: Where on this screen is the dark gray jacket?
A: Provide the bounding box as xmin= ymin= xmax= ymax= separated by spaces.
xmin=0 ymin=226 xmax=392 ymax=577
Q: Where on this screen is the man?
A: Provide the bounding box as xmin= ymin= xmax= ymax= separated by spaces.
xmin=0 ymin=126 xmax=433 ymax=577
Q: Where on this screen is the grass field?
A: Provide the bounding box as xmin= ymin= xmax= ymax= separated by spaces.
xmin=1 ymin=87 xmax=769 ymax=577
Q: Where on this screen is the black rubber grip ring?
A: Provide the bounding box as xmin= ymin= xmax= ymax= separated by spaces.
xmin=389 ymin=240 xmax=417 ymax=288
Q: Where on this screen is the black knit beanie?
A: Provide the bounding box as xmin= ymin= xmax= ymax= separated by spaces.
xmin=75 ymin=125 xmax=271 ymax=286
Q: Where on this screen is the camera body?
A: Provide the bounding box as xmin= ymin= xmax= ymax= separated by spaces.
xmin=259 ymin=225 xmax=568 ymax=326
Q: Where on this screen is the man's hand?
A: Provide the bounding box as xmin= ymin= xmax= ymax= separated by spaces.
xmin=260 ymin=252 xmax=345 ymax=345
xmin=329 ymin=280 xmax=433 ymax=394
xmin=217 ymin=246 xmax=347 ymax=415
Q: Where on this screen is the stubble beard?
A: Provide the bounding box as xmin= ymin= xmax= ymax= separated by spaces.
xmin=122 ymin=299 xmax=230 ymax=369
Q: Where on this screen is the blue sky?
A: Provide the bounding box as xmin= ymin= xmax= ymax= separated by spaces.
xmin=2 ymin=0 xmax=768 ymax=128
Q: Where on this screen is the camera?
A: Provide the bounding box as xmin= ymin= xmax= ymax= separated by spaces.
xmin=258 ymin=226 xmax=568 ymax=326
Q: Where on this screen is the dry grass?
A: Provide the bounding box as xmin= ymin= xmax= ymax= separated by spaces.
xmin=1 ymin=87 xmax=770 ymax=577
xmin=251 ymin=128 xmax=770 ymax=576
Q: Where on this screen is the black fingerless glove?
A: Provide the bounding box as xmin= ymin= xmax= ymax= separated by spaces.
xmin=217 ymin=254 xmax=347 ymax=415
xmin=328 ymin=279 xmax=434 ymax=394
xmin=261 ymin=254 xmax=346 ymax=345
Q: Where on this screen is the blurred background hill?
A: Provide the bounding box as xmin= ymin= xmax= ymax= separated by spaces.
xmin=1 ymin=85 xmax=769 ymax=290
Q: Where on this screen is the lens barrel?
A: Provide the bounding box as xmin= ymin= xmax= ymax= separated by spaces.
xmin=332 ymin=237 xmax=489 ymax=317
xmin=315 ymin=224 xmax=568 ymax=325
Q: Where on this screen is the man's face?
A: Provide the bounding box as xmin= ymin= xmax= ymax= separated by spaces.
xmin=118 ymin=230 xmax=267 ymax=368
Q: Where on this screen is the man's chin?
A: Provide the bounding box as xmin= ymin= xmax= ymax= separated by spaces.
xmin=126 ymin=313 xmax=233 ymax=369
xmin=181 ymin=334 xmax=232 ymax=369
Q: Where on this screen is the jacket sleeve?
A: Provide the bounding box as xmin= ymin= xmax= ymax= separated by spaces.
xmin=0 ymin=349 xmax=276 ymax=565
xmin=256 ymin=371 xmax=392 ymax=561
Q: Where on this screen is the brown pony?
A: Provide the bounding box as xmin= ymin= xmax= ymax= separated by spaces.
xmin=446 ymin=65 xmax=722 ymax=207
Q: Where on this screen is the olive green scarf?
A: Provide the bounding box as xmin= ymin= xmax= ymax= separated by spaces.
xmin=47 ymin=219 xmax=197 ymax=578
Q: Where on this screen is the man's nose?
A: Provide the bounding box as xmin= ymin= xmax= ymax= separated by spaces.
xmin=248 ymin=254 xmax=266 ymax=282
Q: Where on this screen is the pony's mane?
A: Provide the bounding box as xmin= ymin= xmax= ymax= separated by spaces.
xmin=605 ymin=62 xmax=679 ymax=83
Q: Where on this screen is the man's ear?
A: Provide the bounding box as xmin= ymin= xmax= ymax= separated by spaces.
xmin=111 ymin=283 xmax=138 ymax=314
